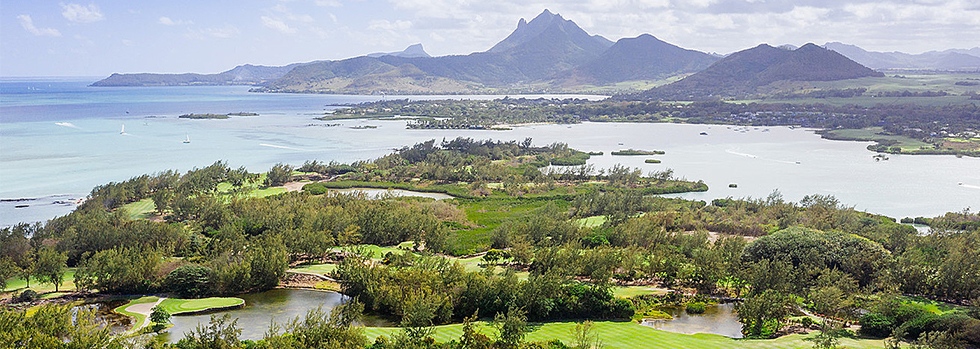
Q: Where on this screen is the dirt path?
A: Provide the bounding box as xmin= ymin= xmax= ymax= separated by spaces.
xmin=284 ymin=181 xmax=311 ymax=192
xmin=126 ymin=297 xmax=166 ymax=333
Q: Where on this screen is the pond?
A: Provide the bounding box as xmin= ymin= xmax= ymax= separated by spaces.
xmin=641 ymin=303 xmax=743 ymax=338
xmin=156 ymin=289 xmax=392 ymax=343
xmin=73 ymin=298 xmax=131 ymax=334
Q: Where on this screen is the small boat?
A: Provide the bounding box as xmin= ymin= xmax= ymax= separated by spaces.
xmin=618 ymin=142 xmax=624 ymax=145
xmin=14 ymin=204 xmax=29 ymax=209
xmin=700 ymin=132 xmax=708 ymax=136
xmin=795 ymin=161 xmax=801 ymax=164
xmin=183 ymin=135 xmax=191 ymax=144
xmin=120 ymin=125 xmax=126 ymax=134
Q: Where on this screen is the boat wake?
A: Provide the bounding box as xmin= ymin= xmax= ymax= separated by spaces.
xmin=959 ymin=183 xmax=980 ymax=190
xmin=55 ymin=122 xmax=80 ymax=129
xmin=259 ymin=143 xmax=307 ymax=151
xmin=725 ymin=149 xmax=757 ymax=158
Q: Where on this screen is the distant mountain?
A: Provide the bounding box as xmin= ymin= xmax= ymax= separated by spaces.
xmin=256 ymin=56 xmax=478 ymax=94
xmin=823 ymin=42 xmax=980 ymax=70
xmin=94 ymin=10 xmax=740 ymax=94
xmin=367 ymin=44 xmax=431 ymax=58
xmin=555 ymin=34 xmax=718 ymax=86
xmin=640 ymin=43 xmax=884 ymax=100
xmin=258 ymin=9 xmax=620 ymax=92
xmin=91 ymin=63 xmax=305 ymax=87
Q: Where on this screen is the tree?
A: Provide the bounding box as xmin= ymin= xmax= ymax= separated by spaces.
xmin=178 ymin=313 xmax=241 ymax=349
xmin=165 ymin=265 xmax=214 ymax=298
xmin=264 ymin=163 xmax=294 ymax=187
xmin=248 ymin=234 xmax=289 ymax=290
xmin=574 ymin=321 xmax=602 ymax=349
xmin=809 ymin=320 xmax=845 ymax=349
xmin=736 ymin=290 xmax=792 ymax=338
xmin=150 ymin=305 xmax=171 ymax=324
xmin=494 ymin=307 xmax=529 ymax=348
xmin=0 ymin=257 xmax=20 ymax=291
xmin=34 ymin=247 xmax=67 ymax=292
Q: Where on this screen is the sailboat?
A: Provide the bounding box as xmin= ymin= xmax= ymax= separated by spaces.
xmin=183 ymin=135 xmax=191 ymax=144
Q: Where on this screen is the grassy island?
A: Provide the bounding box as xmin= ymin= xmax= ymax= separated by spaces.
xmin=612 ymin=149 xmax=666 ymax=156
xmin=178 ymin=112 xmax=258 ymax=119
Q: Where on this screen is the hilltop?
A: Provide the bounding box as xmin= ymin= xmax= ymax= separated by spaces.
xmin=637 ymin=43 xmax=884 ymax=100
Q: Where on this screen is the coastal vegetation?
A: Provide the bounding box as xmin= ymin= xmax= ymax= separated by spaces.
xmin=178 ymin=113 xmax=258 ymax=119
xmin=2 ymin=138 xmax=980 ymax=349
xmin=331 ymin=98 xmax=980 ymax=156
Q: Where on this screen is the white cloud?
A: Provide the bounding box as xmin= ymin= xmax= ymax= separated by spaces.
xmin=18 ymin=14 xmax=62 ymax=37
xmin=203 ymin=25 xmax=241 ymax=39
xmin=262 ymin=16 xmax=298 ymax=33
xmin=61 ymin=3 xmax=105 ymax=23
xmin=368 ymin=19 xmax=413 ymax=31
xmin=315 ymin=0 xmax=342 ymax=7
xmin=159 ymin=16 xmax=192 ymax=26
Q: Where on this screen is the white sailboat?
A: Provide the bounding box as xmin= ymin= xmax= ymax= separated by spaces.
xmin=183 ymin=135 xmax=191 ymax=144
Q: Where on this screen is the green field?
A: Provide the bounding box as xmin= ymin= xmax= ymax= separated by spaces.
xmin=2 ymin=269 xmax=76 ymax=295
xmin=363 ymin=321 xmax=885 ymax=349
xmin=822 ymin=127 xmax=931 ymax=150
xmin=158 ymin=297 xmax=244 ymax=315
xmin=611 ymin=286 xmax=670 ymax=298
xmin=290 ymin=263 xmax=339 ymax=275
xmin=575 ymin=215 xmax=608 ymax=228
xmin=736 ymin=73 xmax=980 ymax=106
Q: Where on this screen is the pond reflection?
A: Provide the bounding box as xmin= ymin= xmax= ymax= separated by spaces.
xmin=641 ymin=303 xmax=743 ymax=338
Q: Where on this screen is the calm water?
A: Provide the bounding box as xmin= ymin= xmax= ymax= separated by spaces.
xmin=158 ymin=289 xmax=391 ymax=343
xmin=2 ymin=79 xmax=978 ymax=226
xmin=642 ymin=303 xmax=743 ymax=338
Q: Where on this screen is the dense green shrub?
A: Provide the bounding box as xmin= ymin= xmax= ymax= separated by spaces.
xmin=165 ymin=265 xmax=214 ymax=298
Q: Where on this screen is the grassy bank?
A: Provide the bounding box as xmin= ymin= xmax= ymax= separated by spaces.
xmin=363 ymin=321 xmax=885 ymax=349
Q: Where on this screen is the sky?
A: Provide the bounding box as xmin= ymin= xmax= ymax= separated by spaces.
xmin=2 ymin=0 xmax=979 ymax=77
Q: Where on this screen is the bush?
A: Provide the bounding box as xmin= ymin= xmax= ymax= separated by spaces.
xmin=685 ymin=302 xmax=706 ymax=314
xmin=16 ymin=289 xmax=37 ymax=303
xmin=165 ymin=265 xmax=214 ymax=298
xmin=859 ymin=313 xmax=894 ymax=338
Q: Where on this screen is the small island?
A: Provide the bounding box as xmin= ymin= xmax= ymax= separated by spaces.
xmin=178 ymin=112 xmax=258 ymax=119
xmin=612 ymin=149 xmax=666 ymax=156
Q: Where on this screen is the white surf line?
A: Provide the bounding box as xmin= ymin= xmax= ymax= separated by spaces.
xmin=125 ymin=297 xmax=166 ymax=333
xmin=259 ymin=143 xmax=308 ymax=151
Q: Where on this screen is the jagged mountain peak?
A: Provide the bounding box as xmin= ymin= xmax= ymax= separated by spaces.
xmin=488 ymin=9 xmax=608 ymax=53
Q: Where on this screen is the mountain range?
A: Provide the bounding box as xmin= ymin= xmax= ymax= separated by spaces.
xmin=823 ymin=42 xmax=980 ymax=70
xmin=93 ymin=9 xmax=966 ymax=96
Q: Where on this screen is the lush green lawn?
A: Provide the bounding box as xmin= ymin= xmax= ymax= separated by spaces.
xmin=363 ymin=321 xmax=886 ymax=349
xmin=2 ymin=269 xmax=76 ymax=295
xmin=158 ymin=297 xmax=244 ymax=315
xmin=822 ymin=127 xmax=932 ymax=150
xmin=612 ymin=286 xmax=669 ymax=298
xmin=290 ymin=263 xmax=339 ymax=275
xmin=122 ymin=198 xmax=157 ymax=219
xmin=575 ymin=215 xmax=608 ymax=228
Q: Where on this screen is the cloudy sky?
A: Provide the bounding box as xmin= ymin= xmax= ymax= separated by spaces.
xmin=2 ymin=0 xmax=979 ymax=77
